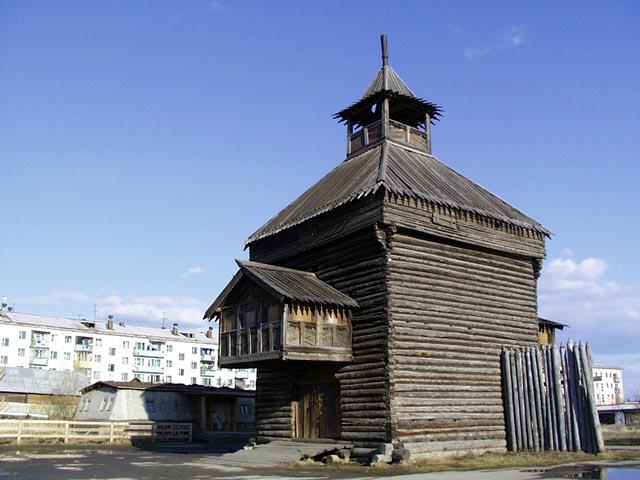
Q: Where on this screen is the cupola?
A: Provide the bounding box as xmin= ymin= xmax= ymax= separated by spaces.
xmin=335 ymin=35 xmax=442 ymax=157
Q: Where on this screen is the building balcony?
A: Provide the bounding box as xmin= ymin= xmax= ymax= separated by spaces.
xmin=29 ymin=357 xmax=48 ymax=366
xmin=74 ymin=359 xmax=92 ymax=369
xmin=133 ymin=348 xmax=164 ymax=358
xmin=30 ymin=341 xmax=49 ymax=349
xmin=132 ymin=364 xmax=164 ymax=374
xmin=200 ymin=354 xmax=216 ymax=363
xmin=74 ymin=344 xmax=93 ymax=353
xmin=200 ymin=367 xmax=216 ymax=377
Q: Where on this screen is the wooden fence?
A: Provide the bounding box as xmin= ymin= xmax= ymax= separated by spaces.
xmin=0 ymin=420 xmax=193 ymax=444
xmin=501 ymin=342 xmax=604 ymax=453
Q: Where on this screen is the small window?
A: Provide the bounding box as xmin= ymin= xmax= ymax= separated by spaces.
xmin=121 ymin=373 xmax=128 ymax=381
xmin=64 ymin=352 xmax=71 ymax=360
xmin=166 ymin=360 xmax=172 ymax=367
xmin=95 ymin=355 xmax=102 ymax=363
xmin=178 ymin=368 xmax=184 ymax=376
xmin=166 ymin=375 xmax=172 ymax=383
xmin=0 ymin=356 xmax=8 ymax=365
xmin=191 ymin=377 xmax=197 ymax=385
xmin=64 ymin=336 xmax=72 ymax=343
xmin=167 ymin=345 xmax=173 ymax=352
xmin=108 ymin=364 xmax=115 ymax=372
xmin=50 ymin=351 xmax=58 ymax=359
xmin=106 ymin=398 xmax=114 ymax=411
xmin=99 ymin=399 xmax=107 ymax=411
xmin=1 ymin=338 xmax=9 ymax=347
xmin=18 ymin=348 xmax=25 ymax=357
xmin=191 ymin=362 xmax=197 ymax=369
xmin=18 ymin=331 xmax=27 ymax=340
xmin=192 ymin=347 xmax=197 ymax=354
xmin=96 ymin=339 xmax=102 ymax=347
xmin=93 ymin=371 xmax=100 ymax=380
xmin=179 ymin=353 xmax=185 ymax=361
xmin=109 ymin=347 xmax=116 ymax=356
xmin=122 ymin=357 xmax=128 ymax=365
xmin=123 ymin=341 xmax=129 ymax=349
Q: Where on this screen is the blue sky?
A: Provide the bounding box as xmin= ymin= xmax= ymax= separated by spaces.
xmin=2 ymin=1 xmax=639 ymax=394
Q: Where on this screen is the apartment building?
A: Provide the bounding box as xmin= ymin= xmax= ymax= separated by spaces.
xmin=593 ymin=366 xmax=624 ymax=406
xmin=0 ymin=310 xmax=255 ymax=390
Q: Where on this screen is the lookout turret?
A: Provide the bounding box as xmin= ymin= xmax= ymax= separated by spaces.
xmin=335 ymin=35 xmax=442 ymax=156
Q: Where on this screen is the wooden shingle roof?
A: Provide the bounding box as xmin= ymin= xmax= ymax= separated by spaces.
xmin=246 ymin=141 xmax=549 ymax=245
xmin=204 ymin=260 xmax=358 ymax=318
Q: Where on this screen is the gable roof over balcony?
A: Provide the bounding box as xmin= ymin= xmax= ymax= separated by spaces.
xmin=204 ymin=260 xmax=358 ymax=319
xmin=246 ymin=141 xmax=550 ymax=246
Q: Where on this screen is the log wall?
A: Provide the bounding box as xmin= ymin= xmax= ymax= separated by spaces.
xmin=387 ymin=229 xmax=541 ymax=458
xmin=251 ymin=221 xmax=391 ymax=445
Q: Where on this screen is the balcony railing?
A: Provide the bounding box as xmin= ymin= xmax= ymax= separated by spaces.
xmin=29 ymin=357 xmax=48 ymax=366
xmin=132 ymin=364 xmax=164 ymax=374
xmin=30 ymin=341 xmax=49 ymax=349
xmin=74 ymin=359 xmax=92 ymax=369
xmin=200 ymin=354 xmax=216 ymax=363
xmin=200 ymin=368 xmax=216 ymax=377
xmin=133 ymin=349 xmax=164 ymax=358
xmin=74 ymin=344 xmax=93 ymax=353
xmin=348 ymin=119 xmax=428 ymax=155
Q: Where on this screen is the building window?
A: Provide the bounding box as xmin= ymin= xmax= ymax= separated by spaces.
xmin=166 ymin=375 xmax=172 ymax=383
xmin=122 ymin=357 xmax=129 ymax=365
xmin=135 ymin=357 xmax=143 ymax=367
xmin=96 ymin=339 xmax=102 ymax=347
xmin=50 ymin=351 xmax=58 ymax=360
xmin=166 ymin=360 xmax=172 ymax=367
xmin=1 ymin=338 xmax=9 ymax=347
xmin=93 ymin=371 xmax=100 ymax=380
xmin=239 ymin=404 xmax=250 ymax=415
xmin=123 ymin=341 xmax=129 ymax=349
xmin=99 ymin=399 xmax=107 ymax=411
xmin=121 ymin=373 xmax=128 ymax=381
xmin=65 ymin=335 xmax=72 ymax=343
xmin=178 ymin=369 xmax=184 ymax=376
xmin=179 ymin=353 xmax=185 ymax=361
xmin=148 ymin=358 xmax=161 ymax=367
xmin=191 ymin=362 xmax=197 ymax=369
xmin=18 ymin=331 xmax=27 ymax=340
xmin=95 ymin=355 xmax=102 ymax=363
xmin=167 ymin=345 xmax=173 ymax=353
xmin=108 ymin=364 xmax=115 ymax=372
xmin=134 ymin=373 xmax=143 ymax=381
xmin=192 ymin=347 xmax=197 ymax=354
xmin=191 ymin=377 xmax=197 ymax=385
xmin=0 ymin=356 xmax=7 ymax=365
xmin=106 ymin=398 xmax=114 ymax=411
xmin=109 ymin=347 xmax=116 ymax=356
xmin=64 ymin=352 xmax=71 ymax=360
xmin=18 ymin=348 xmax=25 ymax=357
xmin=202 ymin=377 xmax=211 ymax=386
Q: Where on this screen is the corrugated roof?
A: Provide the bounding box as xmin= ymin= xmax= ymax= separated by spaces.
xmin=0 ymin=367 xmax=90 ymax=396
xmin=247 ymin=141 xmax=549 ymax=245
xmin=204 ymin=260 xmax=358 ymax=318
xmin=1 ymin=311 xmax=213 ymax=343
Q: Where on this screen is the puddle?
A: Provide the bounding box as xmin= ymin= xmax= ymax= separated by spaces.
xmin=538 ymin=463 xmax=640 ymax=479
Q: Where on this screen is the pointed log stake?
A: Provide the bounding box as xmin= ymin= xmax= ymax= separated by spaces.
xmin=552 ymin=346 xmax=567 ymax=451
xmin=502 ymin=348 xmax=516 ymax=451
xmin=512 ymin=350 xmax=522 ymax=451
xmin=583 ymin=343 xmax=605 ymax=453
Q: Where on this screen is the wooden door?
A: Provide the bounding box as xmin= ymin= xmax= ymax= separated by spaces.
xmin=294 ymin=381 xmax=340 ymax=439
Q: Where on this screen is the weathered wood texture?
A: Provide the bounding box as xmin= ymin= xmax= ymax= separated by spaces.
xmin=251 ymin=223 xmax=391 ymax=444
xmin=501 ymin=344 xmax=604 ymax=454
xmin=383 ymin=195 xmax=546 ymax=259
xmin=386 ymin=230 xmax=540 ymax=457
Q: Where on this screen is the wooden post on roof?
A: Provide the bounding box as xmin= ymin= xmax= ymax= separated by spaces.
xmin=347 ymin=119 xmax=353 ymax=156
xmin=425 ymin=113 xmax=432 ymax=154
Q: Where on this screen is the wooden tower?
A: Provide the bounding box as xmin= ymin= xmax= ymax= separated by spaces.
xmin=206 ymin=35 xmax=549 ymax=459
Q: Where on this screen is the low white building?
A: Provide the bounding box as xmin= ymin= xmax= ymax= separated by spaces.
xmin=0 ymin=309 xmax=255 ymax=390
xmin=593 ymin=366 xmax=624 ymax=405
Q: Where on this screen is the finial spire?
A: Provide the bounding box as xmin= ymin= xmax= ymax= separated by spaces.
xmin=380 ymin=34 xmax=388 ymax=67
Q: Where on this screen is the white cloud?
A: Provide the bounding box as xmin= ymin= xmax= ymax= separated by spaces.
xmin=99 ymin=295 xmax=207 ymax=328
xmin=539 ymin=254 xmax=640 ymax=334
xmin=181 ymin=266 xmax=205 ymax=278
xmin=465 ymin=25 xmax=527 ymax=59
xmin=15 ymin=291 xmax=90 ymax=306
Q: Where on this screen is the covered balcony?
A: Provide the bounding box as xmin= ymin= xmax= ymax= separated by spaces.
xmin=204 ymin=260 xmax=357 ymax=368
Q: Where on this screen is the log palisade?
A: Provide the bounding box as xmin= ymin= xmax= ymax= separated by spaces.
xmin=205 ymin=36 xmax=549 ymax=459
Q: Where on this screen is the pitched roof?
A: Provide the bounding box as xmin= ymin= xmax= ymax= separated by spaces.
xmin=0 ymin=367 xmax=90 ymax=396
xmin=362 ymin=65 xmax=415 ymax=98
xmin=335 ymin=65 xmax=442 ymax=125
xmin=204 ymin=260 xmax=358 ymax=318
xmin=81 ymin=380 xmax=254 ymax=397
xmin=246 ymin=141 xmax=549 ymax=245
xmin=538 ymin=317 xmax=567 ymax=330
